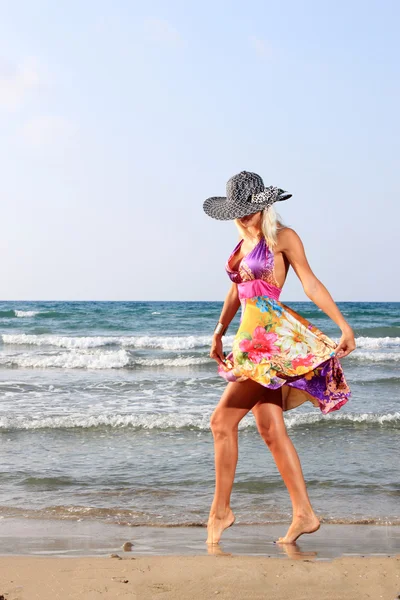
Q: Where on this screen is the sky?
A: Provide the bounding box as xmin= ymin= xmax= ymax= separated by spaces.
xmin=0 ymin=0 xmax=398 ymax=302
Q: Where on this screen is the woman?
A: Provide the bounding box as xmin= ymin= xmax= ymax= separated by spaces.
xmin=202 ymin=171 xmax=356 ymax=546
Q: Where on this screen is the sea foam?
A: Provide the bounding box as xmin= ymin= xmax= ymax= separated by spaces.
xmin=1 ymin=333 xmax=235 ymax=350
xmin=0 ymin=411 xmax=398 ymax=431
xmin=3 ymin=333 xmax=400 ymax=351
xmin=0 ymin=350 xmax=211 ymax=369
xmin=14 ymin=310 xmax=40 ymax=318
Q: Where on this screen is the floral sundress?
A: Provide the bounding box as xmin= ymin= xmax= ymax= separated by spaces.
xmin=218 ymin=236 xmax=351 ymax=414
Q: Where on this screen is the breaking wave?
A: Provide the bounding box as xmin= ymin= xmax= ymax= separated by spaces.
xmin=0 ymin=350 xmax=211 ymax=370
xmin=1 ymin=411 xmax=399 ymax=431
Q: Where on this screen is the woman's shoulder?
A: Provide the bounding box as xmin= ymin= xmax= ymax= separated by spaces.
xmin=276 ymin=226 xmax=303 ymax=250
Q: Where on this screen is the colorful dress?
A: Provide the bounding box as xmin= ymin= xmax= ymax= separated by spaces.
xmin=218 ymin=236 xmax=351 ymax=414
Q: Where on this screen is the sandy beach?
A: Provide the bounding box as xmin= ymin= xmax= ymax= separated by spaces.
xmin=1 ymin=554 xmax=399 ymax=600
xmin=0 ymin=520 xmax=399 ymax=599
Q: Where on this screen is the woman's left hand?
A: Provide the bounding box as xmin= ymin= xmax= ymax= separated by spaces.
xmin=334 ymin=327 xmax=356 ymax=358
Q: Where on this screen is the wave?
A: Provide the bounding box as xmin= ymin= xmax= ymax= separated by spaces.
xmin=349 ymin=351 xmax=400 ymax=361
xmin=0 ymin=310 xmax=61 ymax=319
xmin=0 ymin=349 xmax=132 ymax=370
xmin=355 ymin=336 xmax=400 ymax=349
xmin=0 ymin=310 xmax=40 ymax=318
xmin=3 ymin=333 xmax=400 ymax=351
xmin=1 ymin=411 xmax=399 ymax=431
xmin=356 ymin=326 xmax=400 ymax=338
xmin=283 ymin=411 xmax=400 ymax=428
xmin=363 ymin=375 xmax=400 ymax=385
xmin=1 ymin=505 xmax=398 ymax=526
xmin=133 ymin=357 xmax=210 ymax=367
xmin=0 ymin=349 xmax=211 ymax=370
xmin=0 ymin=348 xmax=398 ymax=371
xmin=10 ymin=475 xmax=398 ymax=496
xmin=1 ymin=333 xmax=232 ymax=350
xmin=14 ymin=310 xmax=40 ymax=317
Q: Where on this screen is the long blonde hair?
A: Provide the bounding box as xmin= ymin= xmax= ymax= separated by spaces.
xmin=234 ymin=205 xmax=287 ymax=250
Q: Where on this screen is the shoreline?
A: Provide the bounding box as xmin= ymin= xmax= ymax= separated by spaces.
xmin=0 ymin=518 xmax=399 ymax=559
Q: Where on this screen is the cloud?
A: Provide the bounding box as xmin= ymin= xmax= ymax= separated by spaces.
xmin=0 ymin=57 xmax=41 ymax=110
xmin=18 ymin=115 xmax=78 ymax=149
xmin=143 ymin=18 xmax=182 ymax=46
xmin=249 ymin=36 xmax=273 ymax=60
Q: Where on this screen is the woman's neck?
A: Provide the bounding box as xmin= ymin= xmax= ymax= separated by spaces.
xmin=244 ymin=228 xmax=263 ymax=243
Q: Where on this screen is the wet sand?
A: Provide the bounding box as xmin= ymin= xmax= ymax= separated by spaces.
xmin=0 ymin=518 xmax=400 ymax=558
xmin=0 ymin=519 xmax=399 ymax=599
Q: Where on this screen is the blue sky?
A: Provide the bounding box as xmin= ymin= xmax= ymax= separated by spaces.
xmin=0 ymin=0 xmax=398 ymax=301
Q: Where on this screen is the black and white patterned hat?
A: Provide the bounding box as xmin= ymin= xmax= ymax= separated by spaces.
xmin=203 ymin=171 xmax=292 ymax=220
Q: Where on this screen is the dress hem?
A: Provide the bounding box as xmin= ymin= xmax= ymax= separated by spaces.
xmin=218 ymin=354 xmax=351 ymax=415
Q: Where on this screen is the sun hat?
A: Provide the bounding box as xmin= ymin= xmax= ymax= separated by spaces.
xmin=203 ymin=171 xmax=292 ymax=221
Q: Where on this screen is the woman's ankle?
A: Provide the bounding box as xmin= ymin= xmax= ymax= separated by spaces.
xmin=209 ymin=504 xmax=232 ymax=519
xmin=293 ymin=507 xmax=318 ymax=520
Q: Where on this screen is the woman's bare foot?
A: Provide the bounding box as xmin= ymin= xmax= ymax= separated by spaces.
xmin=275 ymin=513 xmax=320 ymax=544
xmin=206 ymin=508 xmax=235 ymax=545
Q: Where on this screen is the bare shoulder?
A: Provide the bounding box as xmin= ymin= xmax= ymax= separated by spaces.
xmin=276 ymin=226 xmax=304 ymax=252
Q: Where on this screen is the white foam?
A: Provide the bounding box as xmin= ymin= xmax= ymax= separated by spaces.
xmin=0 ymin=350 xmax=211 ymax=370
xmin=0 ymin=411 xmax=398 ymax=431
xmin=132 ymin=357 xmax=210 ymax=367
xmin=355 ymin=336 xmax=400 ymax=349
xmin=0 ymin=412 xmax=213 ymax=430
xmin=0 ymin=349 xmax=131 ymax=370
xmin=284 ymin=411 xmax=400 ymax=428
xmin=14 ymin=310 xmax=39 ymax=317
xmin=350 ymin=351 xmax=400 ymax=361
xmin=1 ymin=333 xmax=235 ymax=350
xmin=2 ymin=333 xmax=400 ymax=351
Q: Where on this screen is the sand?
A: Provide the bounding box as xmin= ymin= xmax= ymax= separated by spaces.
xmin=0 ymin=520 xmax=399 ymax=599
xmin=0 ymin=554 xmax=399 ymax=600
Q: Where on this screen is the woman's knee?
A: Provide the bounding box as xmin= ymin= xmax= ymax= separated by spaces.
xmin=257 ymin=421 xmax=285 ymax=446
xmin=253 ymin=402 xmax=287 ymax=446
xmin=210 ymin=409 xmax=238 ymax=439
xmin=209 ymin=380 xmax=260 ymax=438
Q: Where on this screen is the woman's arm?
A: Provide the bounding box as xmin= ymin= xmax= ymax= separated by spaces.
xmin=279 ymin=228 xmax=356 ymax=358
xmin=210 ymin=283 xmax=241 ymax=366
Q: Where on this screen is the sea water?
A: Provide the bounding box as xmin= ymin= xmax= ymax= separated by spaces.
xmin=0 ymin=300 xmax=399 ymax=527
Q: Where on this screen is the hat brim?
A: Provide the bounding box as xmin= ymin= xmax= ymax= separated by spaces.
xmin=203 ymin=193 xmax=292 ymax=221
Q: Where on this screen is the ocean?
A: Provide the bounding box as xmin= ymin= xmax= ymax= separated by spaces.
xmin=0 ymin=300 xmax=399 ymax=529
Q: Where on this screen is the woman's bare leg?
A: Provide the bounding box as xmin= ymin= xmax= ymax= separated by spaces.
xmin=251 ymin=388 xmax=320 ymax=544
xmin=207 ymin=379 xmax=269 ymax=545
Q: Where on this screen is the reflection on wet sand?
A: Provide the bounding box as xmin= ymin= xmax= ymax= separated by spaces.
xmin=207 ymin=540 xmax=318 ymax=560
xmin=275 ymin=542 xmax=318 ymax=560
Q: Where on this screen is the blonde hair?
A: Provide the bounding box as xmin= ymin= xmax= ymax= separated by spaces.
xmin=234 ymin=205 xmax=287 ymax=250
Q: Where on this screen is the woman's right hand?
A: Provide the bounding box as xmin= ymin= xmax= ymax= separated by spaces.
xmin=210 ymin=334 xmax=225 ymax=367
